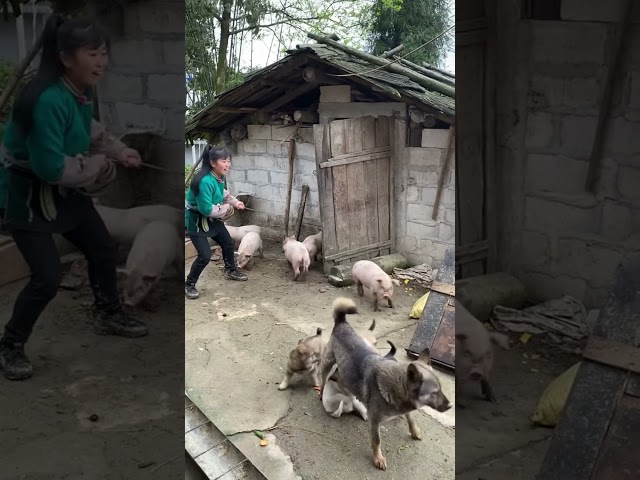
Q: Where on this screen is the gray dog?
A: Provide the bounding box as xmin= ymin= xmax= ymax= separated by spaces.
xmin=319 ymin=297 xmax=452 ymax=470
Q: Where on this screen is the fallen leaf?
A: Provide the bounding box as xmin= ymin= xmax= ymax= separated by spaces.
xmin=260 ymin=439 xmax=268 ymax=447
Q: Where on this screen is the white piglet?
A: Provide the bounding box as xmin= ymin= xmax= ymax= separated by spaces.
xmin=302 ymin=231 xmax=322 ymax=263
xmin=282 ymin=236 xmax=311 ymax=281
xmin=225 ymin=224 xmax=261 ymax=246
xmin=121 ymin=221 xmax=182 ymax=307
xmin=236 ymin=231 xmax=263 ymax=270
xmin=351 ymin=260 xmax=401 ymax=311
xmin=95 ymin=204 xmax=182 ymax=246
xmin=455 ymin=300 xmax=510 ymax=406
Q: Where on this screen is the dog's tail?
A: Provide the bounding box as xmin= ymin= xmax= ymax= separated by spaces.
xmin=368 ymin=319 xmax=376 ymax=332
xmin=332 ymin=297 xmax=358 ymax=323
xmin=384 ymin=340 xmax=397 ymax=359
xmin=316 ymin=327 xmax=323 ymax=336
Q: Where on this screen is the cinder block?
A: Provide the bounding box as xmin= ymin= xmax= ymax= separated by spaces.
xmin=404 ymin=236 xmax=419 ymax=253
xmin=163 ymin=41 xmax=185 ymax=67
xmin=320 ymin=85 xmax=351 ymax=103
xmin=406 ymin=186 xmax=421 ymax=202
xmin=421 ymin=187 xmax=438 ymax=205
xmin=438 ymin=223 xmax=454 ymax=241
xmin=420 ymin=240 xmax=449 ymax=262
xmin=405 ymin=222 xmax=437 ymax=243
xmin=230 ymin=182 xmax=254 ymax=194
xmin=525 ymin=197 xmax=598 ymax=234
xmin=110 ymin=40 xmax=162 ymax=68
xmin=241 ymin=140 xmax=267 ymax=154
xmin=165 ymin=107 xmax=187 ymax=141
xmin=526 ymin=154 xmax=588 ymax=194
xmin=271 ymin=126 xmax=297 ymax=141
xmin=529 ymin=76 xmax=599 ymax=112
xmin=411 ymin=170 xmax=438 ymax=187
xmin=227 ymin=170 xmax=246 ymax=183
xmin=525 ymin=112 xmax=554 ymax=149
xmin=138 ymin=4 xmax=185 ymax=33
xmin=605 ymin=118 xmax=640 ymax=155
xmin=421 ymin=128 xmax=450 ymax=148
xmin=100 ymin=73 xmax=143 ymax=101
xmin=521 ymin=272 xmax=588 ymax=305
xmin=531 ymin=22 xmax=606 ymax=65
xmin=253 ymin=155 xmax=286 ymax=171
xmin=556 ymin=238 xmax=624 ymax=289
xmin=230 ymin=154 xmax=253 ymax=169
xmin=405 ymin=147 xmax=442 ymax=167
xmin=148 ymin=74 xmax=185 ymax=104
xmin=246 ymin=169 xmax=269 ymax=183
xmin=559 ymin=115 xmax=597 ymax=157
xmin=295 ymin=141 xmax=316 ymax=159
xmin=299 ymin=127 xmax=315 ymax=144
xmin=247 ymin=124 xmax=272 ymax=140
xmin=441 ymin=188 xmax=455 ymax=206
xmin=270 ymin=171 xmax=288 ymax=185
xmin=114 ymin=103 xmax=166 ymax=134
xmin=521 ymin=230 xmax=551 ymax=268
xmin=561 ymin=0 xmax=640 ymax=23
xmin=267 ymin=140 xmax=289 ymax=156
xmin=617 ymin=165 xmax=640 ymax=200
xmin=600 ymin=201 xmax=633 ymax=241
xmin=445 ymin=208 xmax=456 ymax=224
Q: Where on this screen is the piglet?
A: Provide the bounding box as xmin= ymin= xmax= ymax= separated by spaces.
xmin=120 ymin=220 xmax=182 ymax=307
xmin=302 ymin=231 xmax=322 ymax=262
xmin=455 ymin=300 xmax=510 ymax=405
xmin=351 ymin=260 xmax=401 ymax=311
xmin=283 ymin=236 xmax=311 ymax=281
xmin=236 ymin=231 xmax=264 ymax=270
xmin=225 ymin=224 xmax=262 ymax=246
xmin=95 ymin=204 xmax=182 ymax=246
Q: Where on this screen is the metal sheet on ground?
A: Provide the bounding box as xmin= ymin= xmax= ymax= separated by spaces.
xmin=407 ymin=246 xmax=456 ymax=371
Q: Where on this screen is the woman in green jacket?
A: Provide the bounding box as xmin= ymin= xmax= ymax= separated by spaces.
xmin=185 ymin=145 xmax=247 ymax=299
xmin=0 ymin=16 xmax=147 ymax=381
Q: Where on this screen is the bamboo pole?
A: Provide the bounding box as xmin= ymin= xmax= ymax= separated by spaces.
xmin=283 ymin=138 xmax=296 ymax=236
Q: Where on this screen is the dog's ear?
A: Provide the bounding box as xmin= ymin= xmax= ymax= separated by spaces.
xmin=418 ymin=347 xmax=432 ymax=365
xmin=391 ymin=279 xmax=401 ymax=286
xmin=407 ymin=363 xmax=422 ymax=383
xmin=377 ymin=376 xmax=395 ymax=404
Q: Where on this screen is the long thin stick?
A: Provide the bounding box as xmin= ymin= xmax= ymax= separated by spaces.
xmin=431 ymin=126 xmax=455 ymax=220
xmin=295 ymin=184 xmax=309 ymax=240
xmin=283 ymin=138 xmax=296 ymax=236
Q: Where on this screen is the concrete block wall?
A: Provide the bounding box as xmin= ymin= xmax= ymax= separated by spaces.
xmin=495 ymin=0 xmax=640 ymax=308
xmin=225 ymin=125 xmax=321 ymax=240
xmin=396 ymin=127 xmax=455 ymax=268
xmin=96 ymin=0 xmax=185 ymax=208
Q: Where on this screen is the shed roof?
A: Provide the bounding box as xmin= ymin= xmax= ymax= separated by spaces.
xmin=186 ymin=42 xmax=455 ymax=137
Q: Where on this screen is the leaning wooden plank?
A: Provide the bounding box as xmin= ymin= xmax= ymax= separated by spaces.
xmin=314 ymin=124 xmax=337 ymax=274
xmin=330 ymin=120 xmax=350 ymax=260
xmin=361 ymin=116 xmax=380 ymax=258
xmin=345 ymin=118 xmax=367 ymax=261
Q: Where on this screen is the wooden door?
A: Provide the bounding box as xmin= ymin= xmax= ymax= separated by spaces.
xmin=455 ymin=0 xmax=497 ymax=278
xmin=313 ymin=116 xmax=395 ymax=274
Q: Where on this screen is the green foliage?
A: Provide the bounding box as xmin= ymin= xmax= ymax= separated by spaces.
xmin=0 ymin=59 xmax=24 ymax=140
xmin=366 ymin=0 xmax=452 ymax=67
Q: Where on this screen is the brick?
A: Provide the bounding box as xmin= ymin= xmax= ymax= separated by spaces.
xmin=445 ymin=208 xmax=456 ymax=224
xmin=230 ymin=154 xmax=252 ymax=169
xmin=421 ymin=187 xmax=438 ymax=205
xmin=521 ymin=230 xmax=551 ymax=268
xmin=247 ymin=125 xmax=272 ymax=140
xmin=411 ymin=170 xmax=438 ymax=187
xmin=295 ymin=141 xmax=316 ymax=158
xmin=556 ymin=239 xmax=625 ymax=288
xmin=230 ymin=182 xmax=254 ymax=194
xmin=406 ymin=147 xmax=442 ymax=167
xmin=272 ymin=126 xmax=297 ymax=141
xmin=295 ymin=158 xmax=317 ymax=176
xmin=420 ymin=240 xmax=449 ymax=261
xmin=110 ymin=40 xmax=161 ymax=68
xmin=441 ymin=188 xmax=455 ymax=206
xmin=165 ymin=107 xmax=187 ymax=141
xmin=421 ymin=128 xmax=450 ymax=148
xmin=270 ymin=171 xmax=288 ymax=185
xmin=293 ymin=174 xmax=317 ymax=191
xmin=529 ymin=76 xmax=598 ymax=112
xmin=561 ymin=0 xmax=640 ymax=23
xmin=526 ymin=154 xmax=588 ymax=194
xmin=254 ymin=184 xmax=280 ymax=200
xmin=406 ymin=221 xmax=439 ymax=240
xmin=604 ymin=118 xmax=640 ymax=155
xmin=246 ymin=170 xmax=269 ymax=183
xmin=138 ymin=3 xmax=185 ymax=33
xmin=299 ymin=127 xmax=315 ymax=144
xmin=114 ymin=103 xmax=166 ymax=134
xmin=521 ymin=272 xmax=587 ymax=304
xmin=404 ymin=236 xmax=419 ymax=253
xmin=617 ymin=166 xmax=640 ymax=200
xmin=531 ymin=22 xmax=606 ymax=65
xmin=267 ymin=140 xmax=289 ymax=156
xmin=406 ymin=204 xmax=434 ymax=224
xmin=227 ymin=170 xmax=246 ymax=183
xmin=439 ymin=224 xmax=454 ymax=241
xmin=241 ymin=140 xmax=267 ymax=154
xmin=406 ymin=186 xmax=421 ymax=203
xmin=559 ymin=116 xmax=597 ymax=158
xmin=601 ymin=201 xmax=633 ymax=241
xmin=525 ymin=112 xmax=553 ymax=149
xmin=253 ymin=155 xmax=286 ymax=171
xmin=320 ymin=85 xmax=351 ymax=103
xmin=148 ymin=74 xmax=184 ymax=104
xmin=525 ymin=197 xmax=599 ymax=234
xmin=163 ymin=40 xmax=185 ymax=67
xmin=100 ymin=73 xmax=143 ymax=101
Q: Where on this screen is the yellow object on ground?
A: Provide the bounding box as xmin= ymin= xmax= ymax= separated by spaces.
xmin=531 ymin=362 xmax=581 ymax=427
xmin=409 ymin=292 xmax=430 ymax=319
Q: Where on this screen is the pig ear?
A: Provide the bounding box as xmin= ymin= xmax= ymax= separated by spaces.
xmin=245 ymin=254 xmax=252 ymax=258
xmin=377 ymin=279 xmax=383 ymax=284
xmin=392 ymin=279 xmax=401 ymax=286
xmin=418 ymin=347 xmax=432 ymax=365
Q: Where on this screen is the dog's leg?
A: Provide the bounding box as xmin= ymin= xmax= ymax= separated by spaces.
xmin=311 ymin=366 xmax=322 ymax=389
xmin=369 ymin=419 xmax=386 ymax=470
xmin=278 ymin=370 xmax=294 ymax=390
xmin=353 ymin=398 xmax=368 ymax=421
xmin=406 ymin=413 xmax=422 ymax=440
xmin=387 ymin=298 xmax=394 ymax=309
xmin=319 ymin=350 xmax=336 ymax=400
xmin=330 ymin=400 xmax=345 ymax=418
xmin=356 ymin=281 xmax=364 ymax=297
xmin=481 ymin=378 xmax=496 ymax=402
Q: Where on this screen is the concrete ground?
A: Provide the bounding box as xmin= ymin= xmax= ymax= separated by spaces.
xmin=0 ymin=267 xmax=184 ymax=479
xmin=185 ymin=241 xmax=456 ymax=480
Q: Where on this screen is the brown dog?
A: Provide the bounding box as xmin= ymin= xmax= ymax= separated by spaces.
xmin=278 ymin=328 xmax=324 ymax=390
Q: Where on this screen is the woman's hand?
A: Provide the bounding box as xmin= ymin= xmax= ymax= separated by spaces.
xmin=236 ymin=201 xmax=245 ymax=210
xmin=119 ymin=148 xmax=142 ymax=168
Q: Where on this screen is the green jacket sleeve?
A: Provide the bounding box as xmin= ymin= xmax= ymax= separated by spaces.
xmin=25 ymin=95 xmax=67 ymax=183
xmin=196 ymin=177 xmax=214 ymax=216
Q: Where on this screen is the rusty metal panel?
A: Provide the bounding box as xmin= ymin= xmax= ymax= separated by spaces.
xmin=406 ymin=246 xmax=455 ymax=371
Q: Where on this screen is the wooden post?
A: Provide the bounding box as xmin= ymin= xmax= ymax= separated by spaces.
xmin=294 ymin=184 xmax=309 ymax=240
xmin=432 ymin=126 xmax=456 ymax=220
xmin=283 ymin=139 xmax=296 ymax=236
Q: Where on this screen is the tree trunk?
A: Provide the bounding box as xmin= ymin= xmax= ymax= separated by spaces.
xmin=215 ymin=0 xmax=233 ymax=94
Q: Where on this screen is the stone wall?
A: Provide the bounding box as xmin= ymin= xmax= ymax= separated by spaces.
xmin=96 ymin=0 xmax=185 ymax=208
xmin=495 ymin=0 xmax=640 ymax=308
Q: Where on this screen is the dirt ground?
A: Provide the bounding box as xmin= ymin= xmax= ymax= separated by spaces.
xmin=0 ymin=270 xmax=184 ymax=479
xmin=185 ymin=241 xmax=456 ymax=480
